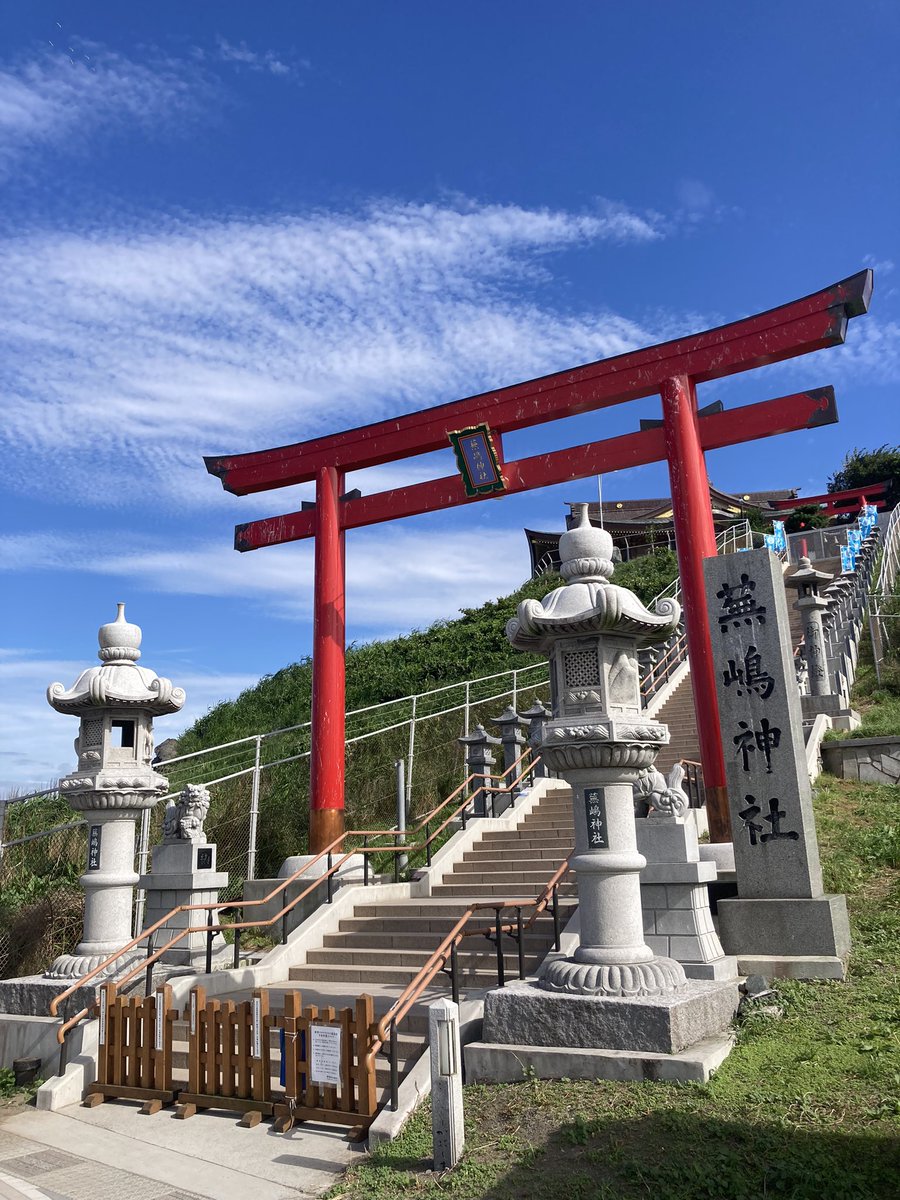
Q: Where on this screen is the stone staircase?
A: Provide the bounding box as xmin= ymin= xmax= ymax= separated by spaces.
xmin=220 ymin=785 xmax=576 ymax=1106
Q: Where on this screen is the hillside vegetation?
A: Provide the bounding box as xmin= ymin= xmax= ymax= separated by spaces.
xmin=177 ymin=549 xmax=678 ymax=753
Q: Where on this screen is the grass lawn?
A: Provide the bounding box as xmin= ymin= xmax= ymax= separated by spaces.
xmin=330 ymin=775 xmax=900 ymax=1200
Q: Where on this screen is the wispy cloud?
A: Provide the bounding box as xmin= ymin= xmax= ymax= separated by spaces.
xmin=863 ymin=254 xmax=895 ymax=277
xmin=0 ymin=199 xmax=662 ymax=513
xmin=0 ymin=44 xmax=212 ymax=175
xmin=210 ymin=37 xmax=308 ymax=79
xmin=0 ymin=649 xmax=257 ymax=792
xmin=0 ymin=523 xmax=529 ymax=632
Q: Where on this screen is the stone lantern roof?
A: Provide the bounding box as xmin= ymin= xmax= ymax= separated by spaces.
xmin=507 ymin=504 xmax=681 ymax=654
xmin=47 ymin=604 xmax=185 ymax=716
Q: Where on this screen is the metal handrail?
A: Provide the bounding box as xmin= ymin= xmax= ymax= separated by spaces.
xmin=367 ymin=850 xmax=573 ymax=1108
xmin=49 ymin=754 xmax=540 ymax=1041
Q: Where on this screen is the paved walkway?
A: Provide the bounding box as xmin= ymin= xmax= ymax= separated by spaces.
xmin=0 ymin=1102 xmax=362 ymax=1200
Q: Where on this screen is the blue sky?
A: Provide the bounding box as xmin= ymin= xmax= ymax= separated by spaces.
xmin=1 ymin=2 xmax=897 ymax=790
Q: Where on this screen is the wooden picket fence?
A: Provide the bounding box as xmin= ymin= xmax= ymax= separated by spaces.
xmin=84 ymin=982 xmax=177 ymax=1114
xmin=271 ymin=991 xmax=377 ymax=1135
xmin=84 ymin=983 xmax=378 ymax=1131
xmin=175 ymin=987 xmax=274 ymax=1126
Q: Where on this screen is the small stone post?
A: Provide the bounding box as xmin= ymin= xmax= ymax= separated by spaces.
xmin=493 ymin=705 xmax=529 ymax=778
xmin=429 ymin=997 xmax=464 ymax=1171
xmin=519 ymin=700 xmax=552 ymax=777
xmin=458 ymin=725 xmax=501 ymax=817
xmin=787 ymin=557 xmax=860 ymax=730
xmin=492 ymin=706 xmax=529 ymax=813
xmin=45 ymin=605 xmax=185 ymax=978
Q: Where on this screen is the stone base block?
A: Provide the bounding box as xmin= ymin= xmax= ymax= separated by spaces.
xmin=465 ymin=1032 xmax=735 ymax=1085
xmin=482 ymin=978 xmax=738 ymax=1055
xmin=736 ymin=954 xmax=846 ymax=981
xmin=0 ymin=976 xmax=97 ymax=1022
xmin=683 ymin=957 xmax=739 ymax=982
xmin=718 ymin=894 xmax=850 ymax=960
xmin=801 ymin=694 xmax=861 ymax=731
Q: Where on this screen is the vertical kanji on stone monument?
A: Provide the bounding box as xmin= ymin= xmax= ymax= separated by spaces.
xmin=703 ymin=548 xmax=850 ymax=979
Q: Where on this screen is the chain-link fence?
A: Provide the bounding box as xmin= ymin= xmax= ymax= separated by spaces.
xmin=0 ymin=790 xmax=85 ymax=978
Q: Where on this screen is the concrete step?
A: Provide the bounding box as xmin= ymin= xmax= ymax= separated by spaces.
xmin=322 ymin=929 xmax=557 ymax=951
xmin=477 ymin=833 xmax=574 ymax=848
xmin=462 ymin=845 xmax=573 ymax=862
xmin=452 ymin=855 xmax=571 ymax=872
xmin=305 ymin=947 xmax=545 ymax=971
xmin=431 ymin=882 xmax=578 ymax=898
xmin=288 ymin=963 xmax=510 ymax=986
xmin=337 ymin=912 xmax=573 ymax=935
xmin=442 ymin=868 xmax=574 ymax=885
xmin=351 ymin=902 xmax=489 ymax=919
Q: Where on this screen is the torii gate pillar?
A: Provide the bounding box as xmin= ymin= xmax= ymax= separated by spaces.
xmin=661 ymin=375 xmax=729 ymax=843
xmin=309 ymin=465 xmax=346 ymax=852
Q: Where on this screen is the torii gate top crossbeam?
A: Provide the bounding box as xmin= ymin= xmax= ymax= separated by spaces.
xmin=205 ymin=270 xmax=870 ymax=497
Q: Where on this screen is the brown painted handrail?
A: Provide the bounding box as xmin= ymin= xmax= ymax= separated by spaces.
xmin=51 ymin=752 xmax=542 ymax=1040
xmin=370 ymin=849 xmax=573 ymax=1054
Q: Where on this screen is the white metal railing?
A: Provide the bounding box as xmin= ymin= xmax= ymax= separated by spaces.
xmin=869 ymin=506 xmax=900 ymax=681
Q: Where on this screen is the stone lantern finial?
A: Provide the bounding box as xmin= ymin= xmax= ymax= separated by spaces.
xmin=98 ymin=602 xmax=142 ymax=663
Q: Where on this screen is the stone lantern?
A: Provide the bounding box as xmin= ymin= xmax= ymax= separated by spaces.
xmin=505 ymin=504 xmax=687 ymax=997
xmin=786 ymin=556 xmax=859 ymax=731
xmin=44 ymin=605 xmax=184 ymax=979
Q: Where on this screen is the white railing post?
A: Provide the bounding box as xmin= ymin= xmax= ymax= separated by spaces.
xmin=395 ymin=758 xmax=408 ymax=874
xmin=133 ymin=806 xmax=152 ymax=938
xmin=406 ymin=695 xmax=417 ymax=814
xmin=464 ymin=680 xmax=471 ymax=738
xmin=512 ymin=668 xmax=518 ymax=712
xmin=247 ymin=735 xmax=262 ymax=882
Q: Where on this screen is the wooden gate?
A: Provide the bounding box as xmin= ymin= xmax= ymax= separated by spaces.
xmin=175 ymin=986 xmax=273 ymax=1126
xmin=271 ymin=991 xmax=377 ymax=1136
xmin=84 ymin=982 xmax=177 ymax=1114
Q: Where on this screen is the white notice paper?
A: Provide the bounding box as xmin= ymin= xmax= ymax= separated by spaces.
xmin=309 ymin=1024 xmax=342 ymax=1086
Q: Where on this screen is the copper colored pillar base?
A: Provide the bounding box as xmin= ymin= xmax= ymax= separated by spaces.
xmin=705 ymin=785 xmax=731 ymax=844
xmin=309 ymin=807 xmax=345 ymax=855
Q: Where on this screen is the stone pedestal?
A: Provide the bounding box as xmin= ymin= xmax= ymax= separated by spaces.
xmin=636 ymin=811 xmax=737 ymax=982
xmin=139 ymin=840 xmax=229 ymax=968
xmin=482 ymin=978 xmax=738 ymax=1055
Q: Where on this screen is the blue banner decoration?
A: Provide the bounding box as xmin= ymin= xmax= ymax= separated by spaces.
xmin=764 ymin=533 xmax=777 ymax=552
xmin=840 ymin=545 xmax=853 ymax=573
xmin=772 ymin=520 xmax=787 ymax=552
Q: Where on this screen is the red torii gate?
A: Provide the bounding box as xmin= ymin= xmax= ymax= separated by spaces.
xmin=206 ymin=270 xmax=872 ymax=850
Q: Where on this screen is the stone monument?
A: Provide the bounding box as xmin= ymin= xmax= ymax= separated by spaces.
xmin=472 ymin=506 xmax=737 ymax=1071
xmin=44 ymin=605 xmax=185 ymax=979
xmin=139 ymin=783 xmax=230 ymax=968
xmin=704 ymin=547 xmax=850 ymax=979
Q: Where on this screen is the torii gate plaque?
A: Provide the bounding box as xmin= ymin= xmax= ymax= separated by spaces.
xmin=206 ymin=271 xmax=872 ymax=852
